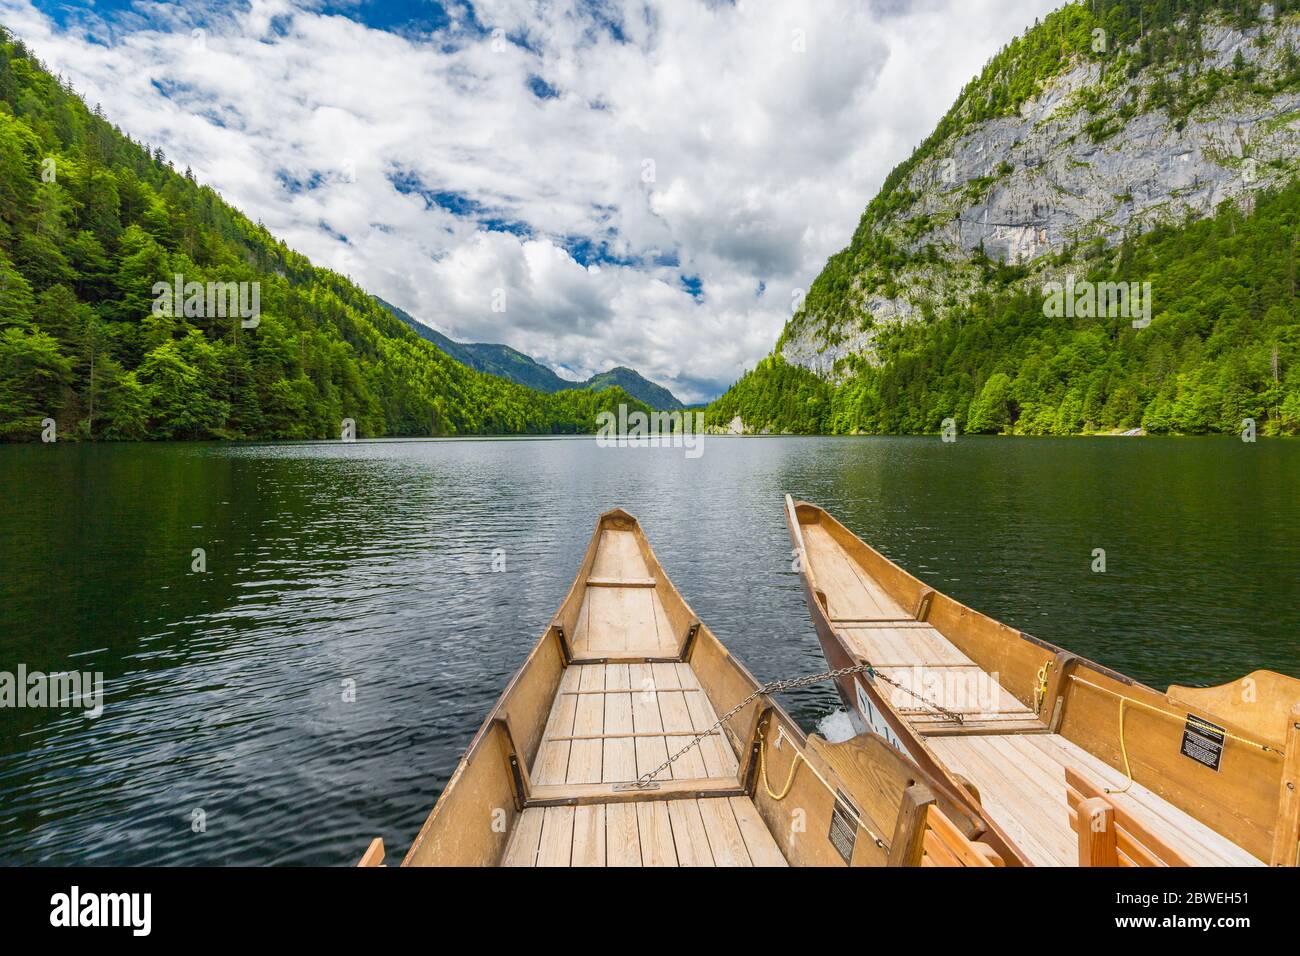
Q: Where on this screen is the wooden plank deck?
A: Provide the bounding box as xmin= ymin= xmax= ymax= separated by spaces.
xmin=929 ymin=733 xmax=1265 ymax=867
xmin=532 ymin=662 xmax=739 ymax=786
xmin=838 ymin=624 xmax=977 ymax=668
xmin=570 ymin=529 xmax=680 ymax=660
xmin=802 ymin=524 xmax=909 ymax=622
xmin=835 ymin=623 xmax=1039 ymax=732
xmin=503 ymin=796 xmax=787 ymax=867
xmin=589 ymin=528 xmax=649 ymax=580
xmin=806 ymin=530 xmax=1039 ymax=731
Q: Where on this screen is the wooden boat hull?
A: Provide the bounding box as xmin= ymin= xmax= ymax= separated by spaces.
xmin=786 ymin=495 xmax=1300 ymax=867
xmin=784 ymin=501 xmax=1031 ymax=867
xmin=362 ymin=508 xmax=1007 ymax=867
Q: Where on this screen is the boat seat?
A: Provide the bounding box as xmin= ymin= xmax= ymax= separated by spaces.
xmin=888 ymin=783 xmax=1003 ymax=867
xmin=503 ymin=796 xmax=788 ymax=866
xmin=922 ymin=805 xmax=1002 ymax=867
xmin=1066 ymin=767 xmax=1192 ymax=867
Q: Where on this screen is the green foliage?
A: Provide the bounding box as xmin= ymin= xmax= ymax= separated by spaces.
xmin=0 ymin=246 xmax=35 ymax=324
xmin=760 ymin=2 xmax=1300 ymax=438
xmin=705 ymin=357 xmax=834 ymax=434
xmin=966 ymin=372 xmax=1015 ymax=433
xmin=719 ymin=181 xmax=1300 ymax=437
xmin=785 ymin=0 xmax=1298 ymax=342
xmin=0 ymin=29 xmax=649 ymax=442
xmin=0 ymin=325 xmax=71 ymax=438
xmin=579 ymin=367 xmax=683 ymax=411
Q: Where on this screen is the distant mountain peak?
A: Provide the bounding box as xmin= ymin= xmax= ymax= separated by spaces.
xmin=379 ymin=299 xmax=685 ymax=409
xmin=581 ymin=367 xmax=684 ymax=410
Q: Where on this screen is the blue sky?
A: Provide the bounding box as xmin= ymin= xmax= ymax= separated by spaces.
xmin=33 ymin=0 xmax=460 ymax=33
xmin=4 ymin=0 xmax=1060 ymax=401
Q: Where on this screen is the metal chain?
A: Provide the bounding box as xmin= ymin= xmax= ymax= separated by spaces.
xmin=871 ymin=669 xmax=968 ymax=726
xmin=632 ymin=661 xmax=962 ymax=789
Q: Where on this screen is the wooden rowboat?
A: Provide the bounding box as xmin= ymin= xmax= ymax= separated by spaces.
xmin=360 ymin=508 xmax=1009 ymax=867
xmin=786 ymin=495 xmax=1300 ymax=868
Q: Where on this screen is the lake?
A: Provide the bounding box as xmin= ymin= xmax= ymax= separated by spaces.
xmin=0 ymin=435 xmax=1296 ymax=865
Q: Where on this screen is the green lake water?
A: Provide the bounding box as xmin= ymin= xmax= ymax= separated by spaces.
xmin=0 ymin=435 xmax=1295 ymax=864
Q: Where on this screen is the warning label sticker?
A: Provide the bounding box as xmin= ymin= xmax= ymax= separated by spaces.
xmin=1180 ymin=714 xmax=1226 ymax=771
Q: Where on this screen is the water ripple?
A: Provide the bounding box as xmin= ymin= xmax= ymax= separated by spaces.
xmin=0 ymin=436 xmax=1296 ymax=864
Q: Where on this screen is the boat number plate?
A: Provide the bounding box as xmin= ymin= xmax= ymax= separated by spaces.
xmin=1180 ymin=714 xmax=1226 ymax=772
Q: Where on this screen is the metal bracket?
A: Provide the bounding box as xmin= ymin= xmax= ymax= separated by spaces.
xmin=507 ymin=754 xmax=528 ymax=811
xmin=613 ymin=782 xmax=659 ymax=792
xmin=913 ymin=589 xmax=935 ymax=622
xmin=553 ymin=623 xmax=573 ymax=665
xmin=740 ymin=707 xmax=771 ymax=796
xmin=495 ymin=716 xmax=533 ymax=810
xmin=679 ymin=620 xmax=701 ymax=661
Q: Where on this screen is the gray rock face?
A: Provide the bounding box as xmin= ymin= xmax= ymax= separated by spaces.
xmin=781 ymin=13 xmax=1300 ymax=376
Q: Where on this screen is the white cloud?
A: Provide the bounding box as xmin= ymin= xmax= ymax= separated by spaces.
xmin=0 ymin=0 xmax=1061 ymax=402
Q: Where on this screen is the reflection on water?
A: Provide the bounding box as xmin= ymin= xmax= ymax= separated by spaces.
xmin=0 ymin=435 xmax=1295 ymax=864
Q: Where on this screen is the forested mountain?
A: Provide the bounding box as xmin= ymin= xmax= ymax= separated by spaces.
xmin=379 ymin=297 xmax=575 ymax=394
xmin=579 ymin=368 xmax=684 ymax=410
xmin=383 ymin=298 xmax=686 ymax=409
xmin=0 ymin=27 xmax=649 ymax=441
xmin=711 ymin=0 xmax=1300 ymax=436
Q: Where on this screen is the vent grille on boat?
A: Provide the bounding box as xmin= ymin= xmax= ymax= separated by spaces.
xmin=829 ymin=789 xmax=859 ymax=864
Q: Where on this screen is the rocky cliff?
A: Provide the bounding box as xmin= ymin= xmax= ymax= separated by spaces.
xmin=779 ymin=1 xmax=1300 ymax=378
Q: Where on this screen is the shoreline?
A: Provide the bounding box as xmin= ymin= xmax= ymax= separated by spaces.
xmin=3 ymin=431 xmax=1297 ymax=449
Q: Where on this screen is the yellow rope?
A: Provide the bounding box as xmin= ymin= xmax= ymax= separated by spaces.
xmin=1066 ymin=676 xmax=1291 ymax=798
xmin=755 ymin=727 xmax=888 ymax=849
xmin=1109 ymin=698 xmax=1134 ymax=794
xmin=758 ymin=730 xmax=805 ymax=800
xmin=1034 ymin=660 xmax=1052 ymax=713
xmin=1071 ymin=676 xmax=1284 ymax=759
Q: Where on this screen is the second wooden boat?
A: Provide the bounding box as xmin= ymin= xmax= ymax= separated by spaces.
xmin=360 ymin=508 xmax=1006 ymax=867
xmin=786 ymin=495 xmax=1300 ymax=868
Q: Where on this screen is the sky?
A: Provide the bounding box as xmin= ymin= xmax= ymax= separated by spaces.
xmin=1 ymin=0 xmax=1062 ymax=402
